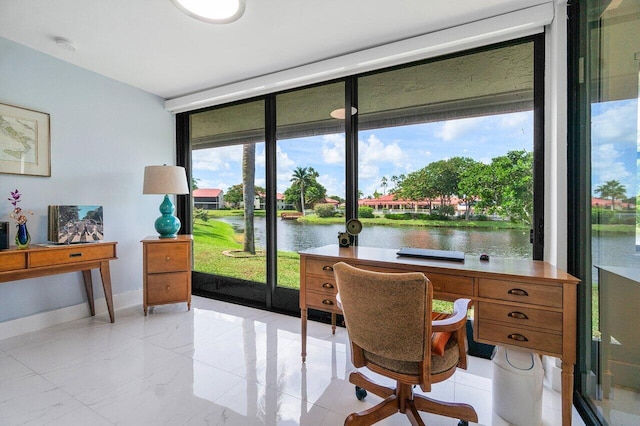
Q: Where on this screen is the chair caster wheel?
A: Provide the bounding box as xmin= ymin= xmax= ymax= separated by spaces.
xmin=458 ymin=421 xmax=469 ymax=426
xmin=355 ymin=386 xmax=367 ymax=400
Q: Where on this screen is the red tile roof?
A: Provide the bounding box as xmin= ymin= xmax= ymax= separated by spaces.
xmin=193 ymin=188 xmax=222 ymax=197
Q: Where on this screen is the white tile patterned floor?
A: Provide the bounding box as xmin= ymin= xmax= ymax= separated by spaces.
xmin=0 ymin=296 xmax=586 ymax=425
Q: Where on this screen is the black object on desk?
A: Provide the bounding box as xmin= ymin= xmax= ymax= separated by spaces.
xmin=397 ymin=247 xmax=465 ymax=262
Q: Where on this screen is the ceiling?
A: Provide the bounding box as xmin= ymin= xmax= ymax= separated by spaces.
xmin=0 ymin=0 xmax=544 ymax=101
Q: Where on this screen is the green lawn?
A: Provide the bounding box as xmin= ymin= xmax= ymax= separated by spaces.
xmin=193 ymin=217 xmax=453 ymax=310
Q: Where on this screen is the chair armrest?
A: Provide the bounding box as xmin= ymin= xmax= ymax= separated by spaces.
xmin=432 ymin=298 xmax=472 ymax=332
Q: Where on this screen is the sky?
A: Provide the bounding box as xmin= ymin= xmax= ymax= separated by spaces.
xmin=591 ymin=99 xmax=639 ymax=200
xmin=192 ymin=101 xmax=639 ymax=200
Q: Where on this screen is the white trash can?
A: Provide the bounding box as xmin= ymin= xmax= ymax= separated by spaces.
xmin=492 ymin=346 xmax=543 ymax=426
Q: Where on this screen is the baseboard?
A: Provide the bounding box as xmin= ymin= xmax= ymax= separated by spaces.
xmin=0 ymin=289 xmax=142 ymax=341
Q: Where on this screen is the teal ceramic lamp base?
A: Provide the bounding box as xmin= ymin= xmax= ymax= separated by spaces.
xmin=154 ymin=194 xmax=181 ymax=238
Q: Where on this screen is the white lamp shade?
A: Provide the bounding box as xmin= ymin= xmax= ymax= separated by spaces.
xmin=143 ymin=165 xmax=189 ymax=195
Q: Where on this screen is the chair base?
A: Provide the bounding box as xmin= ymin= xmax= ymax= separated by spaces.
xmin=345 ymin=372 xmax=478 ymax=426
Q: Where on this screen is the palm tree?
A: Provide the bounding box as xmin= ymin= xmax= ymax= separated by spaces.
xmin=380 ymin=176 xmax=388 ymax=195
xmin=290 ymin=166 xmax=317 ymax=215
xmin=242 ymin=143 xmax=256 ymax=254
xmin=595 ymin=180 xmax=626 ymax=211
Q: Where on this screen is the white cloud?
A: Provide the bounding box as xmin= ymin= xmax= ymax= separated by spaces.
xmin=593 ymin=102 xmax=637 ymax=142
xmin=592 ymin=143 xmax=633 ymax=192
xmin=276 ymin=144 xmax=295 ymax=169
xmin=192 ymin=145 xmax=242 ymax=172
xmin=435 ymin=116 xmax=484 ymax=141
xmin=322 ymin=134 xmax=344 ymax=164
xmin=358 ymin=134 xmax=405 ymax=179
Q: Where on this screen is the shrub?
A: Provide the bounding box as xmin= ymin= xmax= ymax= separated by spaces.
xmin=194 ymin=208 xmax=209 ymax=222
xmin=358 ymin=206 xmax=375 ymax=218
xmin=384 ymin=213 xmax=412 ymax=220
xmin=314 ymin=203 xmax=336 ymax=218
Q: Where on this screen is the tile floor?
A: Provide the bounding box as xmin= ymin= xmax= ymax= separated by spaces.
xmin=0 ymin=296 xmax=586 ymax=425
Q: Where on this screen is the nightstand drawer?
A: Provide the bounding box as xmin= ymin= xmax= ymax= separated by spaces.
xmin=477 ymin=319 xmax=562 ymax=354
xmin=146 ymin=243 xmax=190 ymax=273
xmin=0 ymin=252 xmax=27 ymax=271
xmin=30 ymin=244 xmax=116 ymax=267
xmin=146 ymin=272 xmax=189 ymax=304
xmin=306 ymin=291 xmax=341 ymax=313
xmin=477 ymin=301 xmax=562 ymax=332
xmin=478 ymin=278 xmax=563 ymax=308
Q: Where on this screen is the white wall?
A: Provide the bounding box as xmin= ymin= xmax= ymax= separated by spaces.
xmin=0 ymin=37 xmax=175 ymax=323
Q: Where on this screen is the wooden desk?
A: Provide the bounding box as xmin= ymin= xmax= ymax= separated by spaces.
xmin=0 ymin=242 xmax=118 ymax=323
xmin=300 ymin=245 xmax=579 ymax=425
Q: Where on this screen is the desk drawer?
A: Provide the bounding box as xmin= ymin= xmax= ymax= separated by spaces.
xmin=146 ymin=243 xmax=190 ymax=273
xmin=477 ymin=301 xmax=562 ymax=332
xmin=478 ymin=278 xmax=562 ymax=308
xmin=0 ymin=252 xmax=27 ymax=272
xmin=305 ymin=275 xmax=337 ymax=295
xmin=30 ymin=244 xmax=116 ymax=267
xmin=427 ymin=273 xmax=474 ymax=296
xmin=338 ymin=262 xmax=474 ymax=297
xmin=147 ymin=272 xmax=189 ymax=304
xmin=305 ymin=258 xmax=340 ymax=278
xmin=305 ymin=291 xmax=341 ymax=313
xmin=477 ymin=319 xmax=562 ymax=354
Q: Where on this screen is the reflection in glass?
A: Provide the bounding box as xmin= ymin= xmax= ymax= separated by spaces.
xmin=584 ymin=1 xmax=640 ymax=424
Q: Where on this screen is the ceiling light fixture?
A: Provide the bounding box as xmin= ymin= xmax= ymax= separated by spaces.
xmin=330 ymin=107 xmax=358 ymax=120
xmin=171 ymin=0 xmax=245 ymax=24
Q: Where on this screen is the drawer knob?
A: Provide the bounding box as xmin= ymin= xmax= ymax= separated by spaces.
xmin=322 ymin=282 xmax=334 ymax=289
xmin=508 ymin=333 xmax=528 ymax=342
xmin=322 ymin=265 xmax=334 ymax=272
xmin=508 ymin=288 xmax=528 ymax=297
xmin=322 ymin=299 xmax=334 ymax=306
xmin=165 ymin=256 xmax=171 ymax=261
xmin=69 ymin=253 xmax=82 ymax=258
xmin=508 ymin=311 xmax=529 ymax=320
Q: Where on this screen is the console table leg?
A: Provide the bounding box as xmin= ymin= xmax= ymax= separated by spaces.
xmin=301 ymin=308 xmax=308 ymax=362
xmin=99 ymin=261 xmax=115 ymax=323
xmin=561 ymin=362 xmax=574 ymax=426
xmin=82 ymin=270 xmax=95 ymax=317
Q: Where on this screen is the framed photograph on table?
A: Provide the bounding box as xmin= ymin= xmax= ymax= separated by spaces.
xmin=0 ymin=102 xmax=51 ymax=177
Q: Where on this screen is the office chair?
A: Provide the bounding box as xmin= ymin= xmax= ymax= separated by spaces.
xmin=333 ymin=262 xmax=478 ymax=426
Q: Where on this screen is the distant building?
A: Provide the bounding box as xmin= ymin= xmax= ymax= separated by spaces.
xmin=591 ymin=197 xmax=635 ymax=210
xmin=193 ymin=188 xmax=224 ymax=210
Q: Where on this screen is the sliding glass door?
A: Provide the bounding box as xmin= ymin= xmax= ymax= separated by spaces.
xmin=178 ymin=36 xmax=545 ymax=315
xmin=570 ymin=1 xmax=640 ymax=424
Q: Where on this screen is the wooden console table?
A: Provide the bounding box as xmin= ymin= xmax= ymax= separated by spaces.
xmin=300 ymin=245 xmax=579 ymax=425
xmin=0 ymin=242 xmax=118 ymax=323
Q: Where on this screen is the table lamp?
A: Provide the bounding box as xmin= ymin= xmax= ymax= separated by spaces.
xmin=143 ymin=165 xmax=189 ymax=238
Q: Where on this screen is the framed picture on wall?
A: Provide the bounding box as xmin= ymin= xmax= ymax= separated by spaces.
xmin=0 ymin=102 xmax=51 ymax=177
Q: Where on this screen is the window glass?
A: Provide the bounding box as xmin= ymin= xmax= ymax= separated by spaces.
xmin=190 ymin=100 xmax=267 ymax=301
xmin=357 ymin=43 xmax=535 ymax=259
xmin=581 ymin=1 xmax=640 ymax=422
xmin=275 ymin=82 xmax=346 ymax=289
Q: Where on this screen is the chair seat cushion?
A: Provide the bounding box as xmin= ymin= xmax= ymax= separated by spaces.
xmin=364 ymin=338 xmax=460 ymax=376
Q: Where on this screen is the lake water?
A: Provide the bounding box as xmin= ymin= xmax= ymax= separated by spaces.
xmin=214 ymin=217 xmax=640 ymax=281
xmin=216 ymin=216 xmax=532 ymax=258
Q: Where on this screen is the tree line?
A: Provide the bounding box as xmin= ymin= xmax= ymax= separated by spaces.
xmin=390 ymin=150 xmax=533 ymax=225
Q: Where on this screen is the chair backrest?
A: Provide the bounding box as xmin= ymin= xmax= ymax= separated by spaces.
xmin=333 ymin=262 xmax=433 ymax=384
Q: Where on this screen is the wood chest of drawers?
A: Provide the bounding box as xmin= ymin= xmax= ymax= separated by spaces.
xmin=142 ymin=235 xmax=192 ymax=315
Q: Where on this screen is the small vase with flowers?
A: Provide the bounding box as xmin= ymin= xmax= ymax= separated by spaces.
xmin=8 ymin=189 xmax=33 ymax=249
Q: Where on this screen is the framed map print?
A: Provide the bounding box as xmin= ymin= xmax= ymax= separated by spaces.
xmin=0 ymin=102 xmax=51 ymax=177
